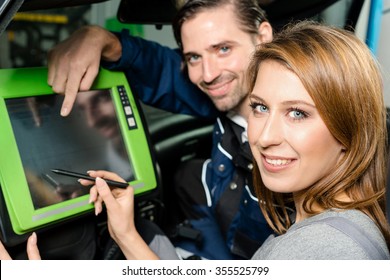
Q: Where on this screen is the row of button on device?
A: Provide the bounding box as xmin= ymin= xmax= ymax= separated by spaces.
xmin=118 ymin=86 xmax=137 ymax=130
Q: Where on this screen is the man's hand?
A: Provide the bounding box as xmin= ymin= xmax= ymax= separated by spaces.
xmin=47 ymin=25 xmax=122 ymax=116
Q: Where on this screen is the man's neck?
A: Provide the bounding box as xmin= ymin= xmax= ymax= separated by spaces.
xmin=226 ymin=111 xmax=248 ymax=143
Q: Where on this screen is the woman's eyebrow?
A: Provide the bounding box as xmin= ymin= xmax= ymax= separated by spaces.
xmin=249 ymin=94 xmax=316 ymax=108
xmin=281 ymin=100 xmax=316 ymax=108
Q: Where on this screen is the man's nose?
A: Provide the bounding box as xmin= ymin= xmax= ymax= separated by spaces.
xmin=202 ymin=56 xmax=221 ymax=83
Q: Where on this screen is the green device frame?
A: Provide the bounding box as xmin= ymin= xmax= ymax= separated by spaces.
xmin=0 ymin=67 xmax=157 ymax=235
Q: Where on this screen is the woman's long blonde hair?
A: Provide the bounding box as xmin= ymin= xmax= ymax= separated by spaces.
xmin=247 ymin=21 xmax=390 ymax=247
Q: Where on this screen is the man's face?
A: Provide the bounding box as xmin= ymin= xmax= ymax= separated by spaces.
xmin=181 ymin=5 xmax=263 ymax=116
xmin=76 ymin=90 xmax=119 ymax=139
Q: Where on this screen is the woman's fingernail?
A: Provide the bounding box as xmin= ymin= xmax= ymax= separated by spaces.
xmin=96 ymin=177 xmax=104 ymax=187
xmin=95 ymin=205 xmax=100 ymax=216
xmin=30 ymin=232 xmax=37 ymax=244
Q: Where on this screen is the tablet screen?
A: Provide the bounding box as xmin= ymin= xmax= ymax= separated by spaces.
xmin=5 ymin=90 xmax=135 ymax=210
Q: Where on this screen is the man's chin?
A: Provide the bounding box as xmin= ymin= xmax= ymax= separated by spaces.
xmin=212 ymin=100 xmax=234 ymax=112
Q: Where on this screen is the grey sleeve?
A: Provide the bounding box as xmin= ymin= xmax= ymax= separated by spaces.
xmin=149 ymin=234 xmax=181 ymax=260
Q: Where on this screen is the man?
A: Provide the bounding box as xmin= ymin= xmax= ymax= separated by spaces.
xmin=47 ymin=0 xmax=274 ymax=259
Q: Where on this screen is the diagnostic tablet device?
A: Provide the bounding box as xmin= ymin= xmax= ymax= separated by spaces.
xmin=0 ymin=67 xmax=157 ymax=245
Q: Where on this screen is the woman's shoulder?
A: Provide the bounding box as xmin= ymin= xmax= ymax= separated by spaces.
xmin=299 ymin=209 xmax=385 ymax=243
xmin=252 ymin=210 xmax=389 ymax=260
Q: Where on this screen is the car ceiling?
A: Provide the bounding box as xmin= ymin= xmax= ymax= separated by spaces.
xmin=19 ymin=0 xmax=108 ymax=11
xmin=1 ymin=0 xmax=365 ymax=36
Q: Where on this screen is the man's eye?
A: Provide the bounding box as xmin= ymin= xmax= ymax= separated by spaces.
xmin=188 ymin=55 xmax=200 ymax=63
xmin=220 ymin=46 xmax=230 ymax=54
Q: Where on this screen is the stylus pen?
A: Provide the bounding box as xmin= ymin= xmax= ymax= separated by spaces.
xmin=51 ymin=169 xmax=129 ymax=189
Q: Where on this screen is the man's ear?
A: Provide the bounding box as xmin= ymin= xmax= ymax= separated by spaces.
xmin=256 ymin=21 xmax=273 ymax=44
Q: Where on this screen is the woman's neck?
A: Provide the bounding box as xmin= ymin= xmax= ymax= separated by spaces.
xmin=293 ymin=191 xmax=352 ymax=223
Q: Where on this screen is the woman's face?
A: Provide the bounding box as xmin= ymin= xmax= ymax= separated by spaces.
xmin=248 ymin=60 xmax=345 ymax=194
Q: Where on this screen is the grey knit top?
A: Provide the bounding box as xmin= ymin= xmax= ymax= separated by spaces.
xmin=252 ymin=209 xmax=390 ymax=260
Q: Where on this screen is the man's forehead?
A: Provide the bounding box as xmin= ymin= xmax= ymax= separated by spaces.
xmin=181 ymin=8 xmax=248 ymax=52
xmin=181 ymin=4 xmax=242 ymax=33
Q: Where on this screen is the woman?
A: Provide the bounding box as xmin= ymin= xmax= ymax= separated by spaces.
xmin=247 ymin=21 xmax=390 ymax=259
xmin=2 ymin=21 xmax=389 ymax=260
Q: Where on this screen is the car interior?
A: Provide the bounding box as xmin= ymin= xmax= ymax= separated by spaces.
xmin=0 ymin=0 xmax=389 ymax=260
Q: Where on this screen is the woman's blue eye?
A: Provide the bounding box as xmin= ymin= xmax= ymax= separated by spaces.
xmin=258 ymin=105 xmax=268 ymax=112
xmin=250 ymin=102 xmax=268 ymax=113
xmin=288 ymin=109 xmax=307 ymax=119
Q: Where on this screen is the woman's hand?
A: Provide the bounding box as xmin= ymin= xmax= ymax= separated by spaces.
xmin=0 ymin=233 xmax=41 ymax=260
xmin=80 ymin=170 xmax=135 ymax=242
xmin=80 ymin=170 xmax=159 ymax=259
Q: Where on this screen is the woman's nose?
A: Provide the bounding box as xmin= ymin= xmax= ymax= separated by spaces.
xmin=257 ymin=114 xmax=283 ymax=148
